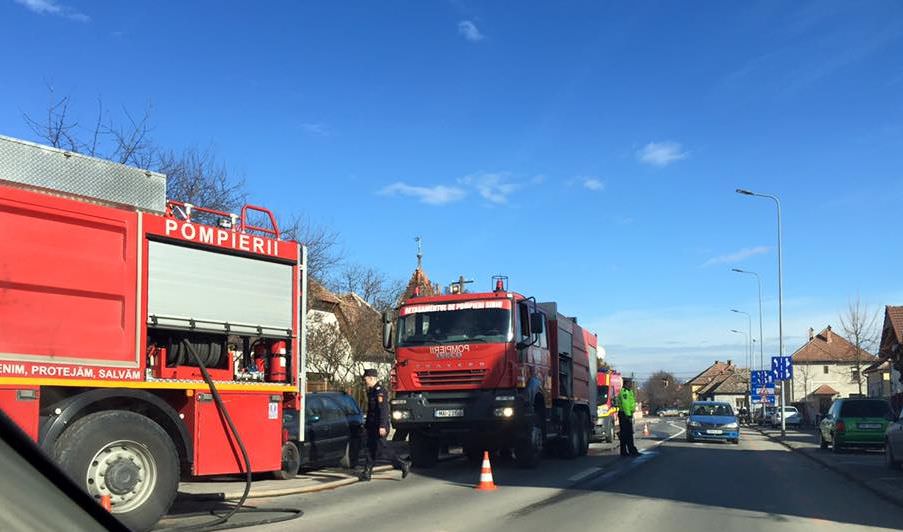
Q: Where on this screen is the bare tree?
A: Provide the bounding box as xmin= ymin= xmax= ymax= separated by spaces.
xmin=328 ymin=263 xmax=405 ymax=312
xmin=23 ymin=84 xmax=80 ymax=152
xmin=840 ymin=297 xmax=880 ymax=395
xmin=280 ymin=214 xmax=342 ymax=283
xmin=641 ymin=371 xmax=686 ymax=412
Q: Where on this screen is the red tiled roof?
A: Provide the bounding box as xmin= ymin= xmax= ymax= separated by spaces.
xmin=705 ymin=368 xmax=750 ymax=395
xmin=685 ymin=361 xmax=732 ymax=386
xmin=811 ymin=384 xmax=839 ymax=396
xmin=791 ymin=326 xmax=877 ymax=363
xmin=887 ymin=306 xmax=903 ymax=344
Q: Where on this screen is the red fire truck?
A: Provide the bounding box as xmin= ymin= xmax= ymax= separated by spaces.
xmin=383 ymin=277 xmax=598 ymax=468
xmin=595 ymin=369 xmax=623 ymax=443
xmin=0 ymin=135 xmax=307 ymax=531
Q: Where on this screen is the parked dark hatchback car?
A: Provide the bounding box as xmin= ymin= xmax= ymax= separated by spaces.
xmin=819 ymin=398 xmax=894 ymax=453
xmin=277 ymin=391 xmax=364 ymax=478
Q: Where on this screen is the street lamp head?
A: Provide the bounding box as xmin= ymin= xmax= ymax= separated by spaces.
xmin=731 ymin=268 xmax=745 ymax=273
xmin=731 ymin=309 xmax=740 ymax=313
xmin=730 ymin=329 xmax=741 ymax=333
xmin=736 ymin=188 xmax=754 ymax=196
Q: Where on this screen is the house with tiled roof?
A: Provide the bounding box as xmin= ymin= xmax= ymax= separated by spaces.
xmin=685 ymin=360 xmax=735 ymax=402
xmin=696 ymin=368 xmax=750 ymax=409
xmin=877 ymin=306 xmax=903 ymax=411
xmin=790 ymin=325 xmax=878 ymax=421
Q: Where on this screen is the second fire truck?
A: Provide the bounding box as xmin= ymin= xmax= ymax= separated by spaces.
xmin=384 ymin=278 xmax=598 ymax=468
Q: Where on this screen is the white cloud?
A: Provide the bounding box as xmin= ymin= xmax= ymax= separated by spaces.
xmin=14 ymin=0 xmax=89 ymax=22
xmin=380 ymin=182 xmax=466 ymax=205
xmin=459 ymin=172 xmax=520 ymax=204
xmin=637 ymin=141 xmax=688 ymax=167
xmin=300 ymin=123 xmax=329 ymax=136
xmin=582 ymin=178 xmax=605 ymax=191
xmin=457 ymin=20 xmax=484 ymax=42
xmin=703 ymin=246 xmax=770 ymax=267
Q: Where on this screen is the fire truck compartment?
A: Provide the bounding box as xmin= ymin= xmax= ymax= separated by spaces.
xmin=180 ymin=390 xmax=282 ymax=475
xmin=0 ymin=185 xmax=140 ymax=364
xmin=147 ymin=240 xmax=293 ymax=337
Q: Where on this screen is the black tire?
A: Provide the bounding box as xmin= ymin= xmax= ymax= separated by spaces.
xmin=273 ymin=442 xmax=301 ymax=480
xmin=686 ymin=433 xmax=693 ymax=443
xmin=819 ymin=431 xmax=829 ymax=450
xmin=52 ymin=410 xmax=179 ymax=532
xmin=732 ymin=439 xmax=740 ymax=445
xmin=832 ymin=438 xmax=844 ymax=454
xmin=560 ymin=411 xmax=581 ymax=459
xmin=409 ymin=432 xmax=439 ymax=468
xmin=463 ymin=444 xmax=484 ymax=465
xmin=514 ymin=416 xmax=544 ymax=468
xmin=577 ymin=412 xmax=590 ymax=456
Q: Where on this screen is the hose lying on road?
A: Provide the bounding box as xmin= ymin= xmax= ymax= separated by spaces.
xmin=156 ymin=340 xmax=304 ymax=531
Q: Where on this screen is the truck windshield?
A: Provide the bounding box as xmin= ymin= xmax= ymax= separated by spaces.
xmin=396 ymin=307 xmax=510 ymax=347
xmin=597 ymin=385 xmax=610 ymax=405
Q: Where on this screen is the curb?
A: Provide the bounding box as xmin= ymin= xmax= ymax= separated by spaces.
xmin=753 ymin=427 xmax=903 ymax=510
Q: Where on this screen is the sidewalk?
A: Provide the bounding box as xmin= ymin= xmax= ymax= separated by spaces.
xmin=755 ymin=426 xmax=903 ymax=507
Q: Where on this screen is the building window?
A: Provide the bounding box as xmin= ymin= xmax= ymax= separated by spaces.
xmin=823 ymin=365 xmax=829 ymax=374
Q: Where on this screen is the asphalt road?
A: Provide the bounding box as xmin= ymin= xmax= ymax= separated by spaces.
xmin=167 ymin=420 xmax=903 ymax=531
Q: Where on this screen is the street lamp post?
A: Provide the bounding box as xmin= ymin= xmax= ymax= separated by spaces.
xmin=737 ymin=188 xmax=786 ymax=437
xmin=732 ymin=309 xmax=753 ymax=411
xmin=732 ymin=268 xmax=765 ymax=374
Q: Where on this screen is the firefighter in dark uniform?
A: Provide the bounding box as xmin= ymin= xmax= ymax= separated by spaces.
xmin=360 ymin=368 xmax=411 ymax=481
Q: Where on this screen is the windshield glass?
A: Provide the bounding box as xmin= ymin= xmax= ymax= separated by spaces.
xmin=840 ymin=400 xmax=891 ymax=418
xmin=691 ymin=403 xmax=734 ymax=416
xmin=396 ymin=306 xmax=510 ymax=346
xmin=597 ymin=385 xmax=609 ymax=405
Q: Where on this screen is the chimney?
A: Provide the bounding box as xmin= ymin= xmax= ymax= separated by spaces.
xmin=809 ymin=327 xmax=815 ymax=341
xmin=727 ymin=359 xmax=732 ymax=366
xmin=826 ymin=325 xmax=833 ymax=343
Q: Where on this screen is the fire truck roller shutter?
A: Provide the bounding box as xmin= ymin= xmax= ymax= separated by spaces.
xmin=147 ymin=241 xmax=293 ymax=339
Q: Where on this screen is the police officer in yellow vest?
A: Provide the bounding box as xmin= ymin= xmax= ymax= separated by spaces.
xmin=616 ymin=380 xmax=640 ymax=456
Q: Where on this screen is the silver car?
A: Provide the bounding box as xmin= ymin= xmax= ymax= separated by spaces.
xmin=770 ymin=406 xmax=802 ymax=427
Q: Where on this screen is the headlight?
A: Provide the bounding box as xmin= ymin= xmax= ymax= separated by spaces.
xmin=495 ymin=395 xmax=516 ymax=402
xmin=724 ymin=422 xmax=738 ymax=429
xmin=494 ymin=407 xmax=515 ymax=418
xmin=688 ymin=420 xmax=700 ymax=427
xmin=391 ymin=410 xmax=411 ymax=420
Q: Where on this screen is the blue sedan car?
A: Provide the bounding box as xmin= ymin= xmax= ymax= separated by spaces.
xmin=686 ymin=401 xmax=740 ymax=444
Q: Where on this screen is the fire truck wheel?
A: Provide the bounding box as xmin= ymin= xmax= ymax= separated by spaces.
xmin=577 ymin=412 xmax=589 ymax=456
xmin=561 ymin=411 xmax=580 ymax=459
xmin=514 ymin=418 xmax=543 ymax=468
xmin=274 ymin=442 xmax=301 ymax=480
xmin=409 ymin=433 xmax=439 ymax=468
xmin=52 ymin=410 xmax=179 ymax=532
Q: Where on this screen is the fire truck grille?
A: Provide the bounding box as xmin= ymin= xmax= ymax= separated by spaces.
xmin=414 ymin=369 xmax=487 ymax=387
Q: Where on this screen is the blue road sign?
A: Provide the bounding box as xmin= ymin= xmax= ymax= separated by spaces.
xmin=771 ymin=355 xmax=793 ymax=381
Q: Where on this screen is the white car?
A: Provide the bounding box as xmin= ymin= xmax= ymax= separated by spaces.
xmin=770 ymin=406 xmax=802 ymax=427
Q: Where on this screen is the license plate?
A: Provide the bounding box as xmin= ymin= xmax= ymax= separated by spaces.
xmin=706 ymin=429 xmax=723 ymax=435
xmin=858 ymin=423 xmax=881 ymax=429
xmin=435 ymin=409 xmax=464 ymax=418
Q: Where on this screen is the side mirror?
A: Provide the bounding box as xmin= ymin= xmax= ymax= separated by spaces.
xmin=382 ymin=310 xmax=394 ymax=351
xmin=530 ymin=313 xmax=544 ymax=335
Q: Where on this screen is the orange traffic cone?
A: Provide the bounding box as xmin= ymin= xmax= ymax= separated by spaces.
xmin=643 ymin=423 xmax=650 ymax=438
xmin=100 ymin=495 xmax=112 ymax=512
xmin=474 ymin=451 xmax=497 ymax=491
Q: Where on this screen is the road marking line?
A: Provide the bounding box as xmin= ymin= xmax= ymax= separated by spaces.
xmin=568 ymin=467 xmax=602 ymax=482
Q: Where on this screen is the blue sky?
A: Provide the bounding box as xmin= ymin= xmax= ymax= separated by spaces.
xmin=3 ymin=1 xmax=903 ymax=381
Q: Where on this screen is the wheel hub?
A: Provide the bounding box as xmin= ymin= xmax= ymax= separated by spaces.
xmin=106 ymin=458 xmax=140 ymax=495
xmin=86 ymin=440 xmax=157 ymax=513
